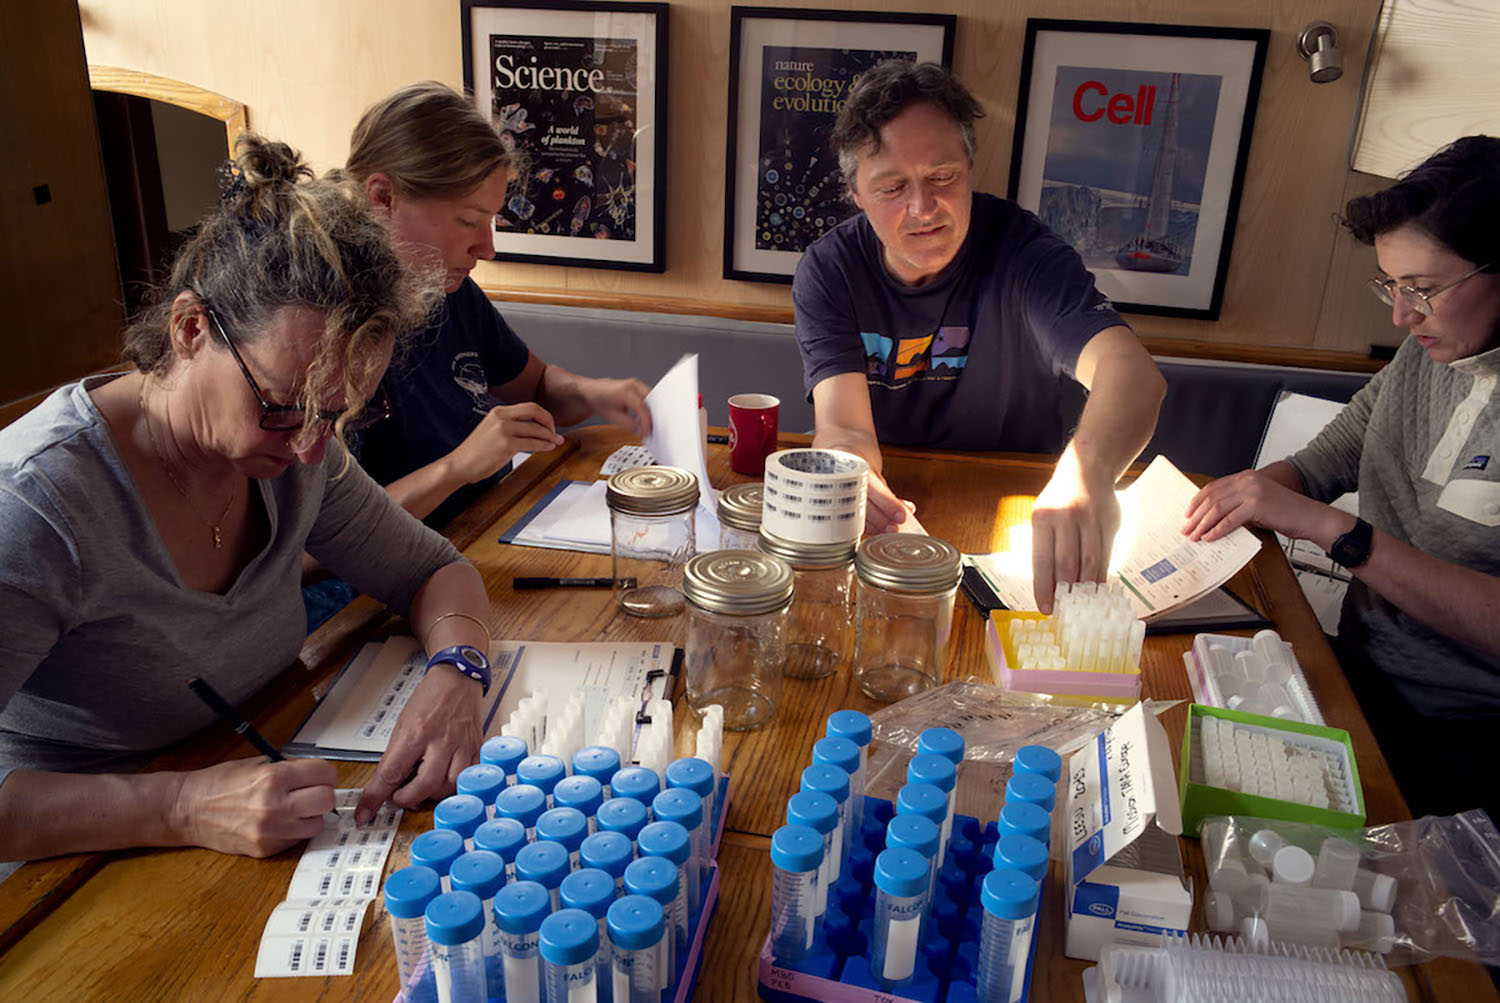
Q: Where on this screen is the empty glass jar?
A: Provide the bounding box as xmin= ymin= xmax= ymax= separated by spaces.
xmin=717 ymin=482 xmax=764 ymax=551
xmin=607 ymin=466 xmax=699 ymax=618
xmin=758 ymin=529 xmax=855 ymax=680
xmin=851 ymin=534 xmax=961 ymax=702
xmin=683 ymin=550 xmax=794 ymax=730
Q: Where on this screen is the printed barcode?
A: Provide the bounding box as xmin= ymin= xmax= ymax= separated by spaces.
xmin=318 ymin=874 xmax=333 ymax=895
xmin=322 ymin=911 xmax=337 ymax=932
xmin=297 ymin=911 xmax=311 ymax=932
xmin=344 ymin=911 xmax=359 ymax=932
xmin=288 ymin=942 xmax=303 ymax=972
xmin=313 ymin=940 xmax=329 ymax=972
xmin=336 ymin=940 xmax=352 ymax=971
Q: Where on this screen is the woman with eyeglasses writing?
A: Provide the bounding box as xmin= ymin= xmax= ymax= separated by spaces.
xmin=1183 ymin=136 xmax=1500 ymax=824
xmin=0 ymin=136 xmax=494 ymax=862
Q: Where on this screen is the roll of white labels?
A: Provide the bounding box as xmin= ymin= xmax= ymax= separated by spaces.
xmin=759 ymin=448 xmax=868 ymax=544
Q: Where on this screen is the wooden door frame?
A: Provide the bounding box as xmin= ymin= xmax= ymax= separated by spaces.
xmin=87 ymin=66 xmax=248 ymax=154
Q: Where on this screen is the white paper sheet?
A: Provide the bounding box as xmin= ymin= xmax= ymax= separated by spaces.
xmin=644 ymin=354 xmax=722 ymax=543
xmin=253 ymin=790 xmax=402 ymax=978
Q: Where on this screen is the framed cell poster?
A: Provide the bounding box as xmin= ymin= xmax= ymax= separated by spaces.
xmin=724 ymin=7 xmax=955 ymax=283
xmin=1008 ymin=20 xmax=1268 ymax=319
xmin=462 ymin=0 xmax=668 ymax=271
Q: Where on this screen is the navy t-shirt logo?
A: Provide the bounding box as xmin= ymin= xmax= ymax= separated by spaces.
xmin=861 ymin=326 xmax=971 ymax=388
xmin=1464 ymin=454 xmax=1490 ymax=471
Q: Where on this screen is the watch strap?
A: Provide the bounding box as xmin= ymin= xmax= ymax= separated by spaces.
xmin=425 ymin=644 xmax=492 ymax=695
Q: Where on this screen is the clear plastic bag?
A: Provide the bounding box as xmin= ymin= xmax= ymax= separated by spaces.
xmin=1199 ymin=810 xmax=1500 ymax=966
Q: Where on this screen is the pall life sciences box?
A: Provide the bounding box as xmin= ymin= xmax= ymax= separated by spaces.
xmin=1063 ymin=702 xmax=1192 ymax=961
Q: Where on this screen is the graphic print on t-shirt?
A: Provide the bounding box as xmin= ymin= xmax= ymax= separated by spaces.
xmin=861 ymin=326 xmax=971 ymax=388
xmin=451 ymin=352 xmax=494 ymax=416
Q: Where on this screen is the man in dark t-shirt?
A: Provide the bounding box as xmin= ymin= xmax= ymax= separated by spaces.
xmin=794 ymin=61 xmax=1165 ymax=612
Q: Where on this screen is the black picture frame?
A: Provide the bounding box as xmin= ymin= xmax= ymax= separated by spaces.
xmin=1007 ymin=19 xmax=1268 ymax=319
xmin=723 ymin=6 xmax=956 ymax=284
xmin=461 ymin=0 xmax=669 ymax=272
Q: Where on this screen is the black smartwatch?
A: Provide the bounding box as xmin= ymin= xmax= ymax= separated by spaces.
xmin=425 ymin=644 xmax=492 ymax=695
xmin=1326 ymin=517 xmax=1374 ymax=569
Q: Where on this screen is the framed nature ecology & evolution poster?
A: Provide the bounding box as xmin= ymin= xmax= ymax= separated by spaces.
xmin=1008 ymin=20 xmax=1268 ymax=319
xmin=462 ymin=0 xmax=668 ymax=271
xmin=724 ymin=7 xmax=955 ymax=283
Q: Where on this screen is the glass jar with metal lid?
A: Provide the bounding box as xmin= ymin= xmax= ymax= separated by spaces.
xmin=682 ymin=550 xmax=794 ymax=730
xmin=717 ymin=482 xmax=764 ymax=550
xmin=758 ymin=529 xmax=855 ymax=680
xmin=850 ymin=534 xmax=962 ymax=702
xmin=606 ymin=466 xmax=699 ymax=618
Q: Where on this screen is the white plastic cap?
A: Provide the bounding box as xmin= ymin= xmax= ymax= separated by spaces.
xmin=1206 ymin=890 xmax=1237 ymax=932
xmin=1240 ymin=915 xmax=1270 ymax=949
xmin=1272 ymin=844 xmax=1315 ymax=885
xmin=1354 ymin=869 xmax=1397 ymax=913
xmin=1248 ymin=829 xmax=1285 ymax=867
xmin=1347 ymin=910 xmax=1396 ymax=953
xmin=1335 ymin=890 xmax=1361 ymax=931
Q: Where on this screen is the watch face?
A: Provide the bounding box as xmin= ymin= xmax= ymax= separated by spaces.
xmin=459 ymin=646 xmax=487 ymax=668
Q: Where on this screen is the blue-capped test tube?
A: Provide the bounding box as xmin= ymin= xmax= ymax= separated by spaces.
xmin=560 ymin=868 xmax=615 ymax=1001
xmin=884 ymin=814 xmax=940 ymax=937
xmin=425 ymin=891 xmax=487 ymax=1003
xmin=1005 ymin=772 xmax=1057 ymax=814
xmin=811 ymin=736 xmax=861 ymax=867
xmin=623 ymin=856 xmax=681 ymax=994
xmin=993 ymin=833 xmax=1049 ymax=884
xmin=497 ymin=783 xmax=548 ymax=840
xmin=826 ymin=710 xmax=871 ymax=837
xmin=871 ymin=847 xmax=930 ymax=991
xmin=411 ymin=828 xmax=465 ymax=892
xmin=638 ymin=820 xmax=694 ymax=938
xmin=608 ymin=894 xmax=664 ymax=1003
xmin=918 ymin=726 xmax=965 ymax=766
xmin=580 ymin=830 xmax=634 ymax=896
xmin=384 ymin=865 xmax=441 ymax=1003
xmin=610 ymin=766 xmax=661 ymax=816
xmin=435 ymin=794 xmax=488 ymax=851
xmin=785 ymin=790 xmax=838 ymax=926
xmin=449 ymin=851 xmax=506 ymax=1001
xmin=519 ymin=754 xmax=568 ymax=807
xmin=456 ymin=765 xmax=506 ymax=820
xmin=537 ymin=806 xmax=589 ymax=868
xmin=474 ymin=817 xmax=528 ymax=881
xmin=555 ymin=774 xmax=605 ymax=833
xmin=481 ymin=735 xmax=528 ymax=784
xmin=907 ymin=753 xmax=957 ymax=868
xmin=800 ymin=764 xmax=851 ymax=883
xmin=768 ymin=824 xmax=824 ymax=964
xmin=651 ymin=789 xmax=705 ymax=903
xmin=596 ymin=794 xmax=649 ymax=852
xmin=516 ymin=839 xmax=572 ymax=912
xmin=540 ymin=908 xmax=600 ymax=1003
xmin=1013 ymin=744 xmax=1062 ymax=784
xmin=494 ymin=880 xmax=551 ymax=1003
xmin=977 ymin=868 xmax=1040 ymax=1003
xmin=665 ymin=756 xmax=716 ymax=847
xmin=995 ymin=801 xmax=1051 ymax=849
xmin=573 ymin=745 xmax=622 ymax=798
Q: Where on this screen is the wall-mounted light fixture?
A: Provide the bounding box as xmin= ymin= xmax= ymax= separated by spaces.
xmin=1297 ymin=21 xmax=1343 ymax=83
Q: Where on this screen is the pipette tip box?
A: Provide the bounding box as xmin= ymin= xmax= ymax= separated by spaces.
xmin=986 ymin=613 xmax=1141 ymax=703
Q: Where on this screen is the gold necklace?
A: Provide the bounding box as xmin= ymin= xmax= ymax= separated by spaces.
xmin=139 ymin=381 xmax=239 ymax=549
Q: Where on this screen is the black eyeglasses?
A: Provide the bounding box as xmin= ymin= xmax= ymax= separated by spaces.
xmin=204 ymin=305 xmax=390 ymax=434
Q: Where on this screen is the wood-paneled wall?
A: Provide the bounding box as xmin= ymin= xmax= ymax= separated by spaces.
xmin=79 ymin=0 xmax=1397 ymax=361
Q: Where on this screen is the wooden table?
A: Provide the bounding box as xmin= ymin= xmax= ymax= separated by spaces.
xmin=0 ymin=426 xmax=1493 ymax=1002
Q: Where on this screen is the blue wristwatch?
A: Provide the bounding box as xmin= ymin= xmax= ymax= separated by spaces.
xmin=425 ymin=644 xmax=491 ymax=695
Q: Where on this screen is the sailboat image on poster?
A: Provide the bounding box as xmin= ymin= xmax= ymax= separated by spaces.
xmin=1115 ymin=73 xmax=1183 ymax=273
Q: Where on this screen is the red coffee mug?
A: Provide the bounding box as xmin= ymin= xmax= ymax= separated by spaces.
xmin=728 ymin=393 xmax=780 ymax=475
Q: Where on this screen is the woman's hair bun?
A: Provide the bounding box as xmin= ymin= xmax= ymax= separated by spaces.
xmin=217 ymin=134 xmax=312 ymax=212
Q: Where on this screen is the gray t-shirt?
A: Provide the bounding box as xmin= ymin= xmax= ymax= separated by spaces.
xmin=0 ymin=377 xmax=464 ymax=777
xmin=1288 ymin=336 xmax=1500 ymax=715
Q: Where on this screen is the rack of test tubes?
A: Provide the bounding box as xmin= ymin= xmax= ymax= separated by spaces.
xmin=759 ymin=713 xmax=1063 ymax=1003
xmin=1081 ymin=933 xmax=1406 ymax=1002
xmin=383 ymin=700 xmax=729 ymax=1003
xmin=1182 ymin=630 xmax=1323 ymax=725
xmin=1200 ymin=819 xmax=1401 ymax=956
xmin=985 ymin=582 xmax=1144 ymax=702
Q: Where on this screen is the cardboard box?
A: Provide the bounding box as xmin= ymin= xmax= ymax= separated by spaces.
xmin=1063 ymin=702 xmax=1192 ymax=961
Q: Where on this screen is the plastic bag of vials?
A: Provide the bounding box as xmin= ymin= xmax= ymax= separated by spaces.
xmin=986 ymin=610 xmax=1142 ymax=703
xmin=1178 ymin=704 xmax=1365 ymax=836
xmin=1198 ymin=811 xmax=1500 ymax=967
xmin=1182 ymin=629 xmax=1324 ymax=725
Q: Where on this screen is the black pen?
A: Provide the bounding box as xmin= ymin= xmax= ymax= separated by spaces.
xmin=513 ymin=576 xmax=634 ymax=590
xmin=187 ymin=676 xmax=284 ymax=762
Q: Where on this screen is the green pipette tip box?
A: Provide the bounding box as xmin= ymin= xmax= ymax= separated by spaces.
xmin=1178 ymin=703 xmax=1365 ymax=837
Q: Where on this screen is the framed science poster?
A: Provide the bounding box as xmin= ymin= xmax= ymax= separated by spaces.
xmin=462 ymin=0 xmax=668 ymax=271
xmin=724 ymin=7 xmax=955 ymax=283
xmin=1008 ymin=20 xmax=1268 ymax=319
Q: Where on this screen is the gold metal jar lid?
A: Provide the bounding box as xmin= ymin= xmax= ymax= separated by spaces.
xmin=716 ymin=482 xmax=764 ymax=531
xmin=757 ymin=528 xmax=856 ymax=569
xmin=683 ymin=550 xmax=794 ymax=615
xmin=606 ymin=465 xmax=699 ymax=516
xmin=854 ymin=533 xmax=962 ymax=593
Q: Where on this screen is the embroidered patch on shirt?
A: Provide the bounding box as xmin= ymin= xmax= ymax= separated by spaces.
xmin=1464 ymin=454 xmax=1490 ymax=471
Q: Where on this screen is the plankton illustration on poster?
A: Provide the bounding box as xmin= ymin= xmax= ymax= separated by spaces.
xmin=753 ymin=46 xmax=914 ymax=254
xmin=1037 ymin=67 xmax=1221 ymax=277
xmin=489 ymin=34 xmax=639 ymax=241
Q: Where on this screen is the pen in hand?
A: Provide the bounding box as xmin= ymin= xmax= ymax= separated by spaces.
xmin=187 ymin=676 xmax=284 ymax=762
